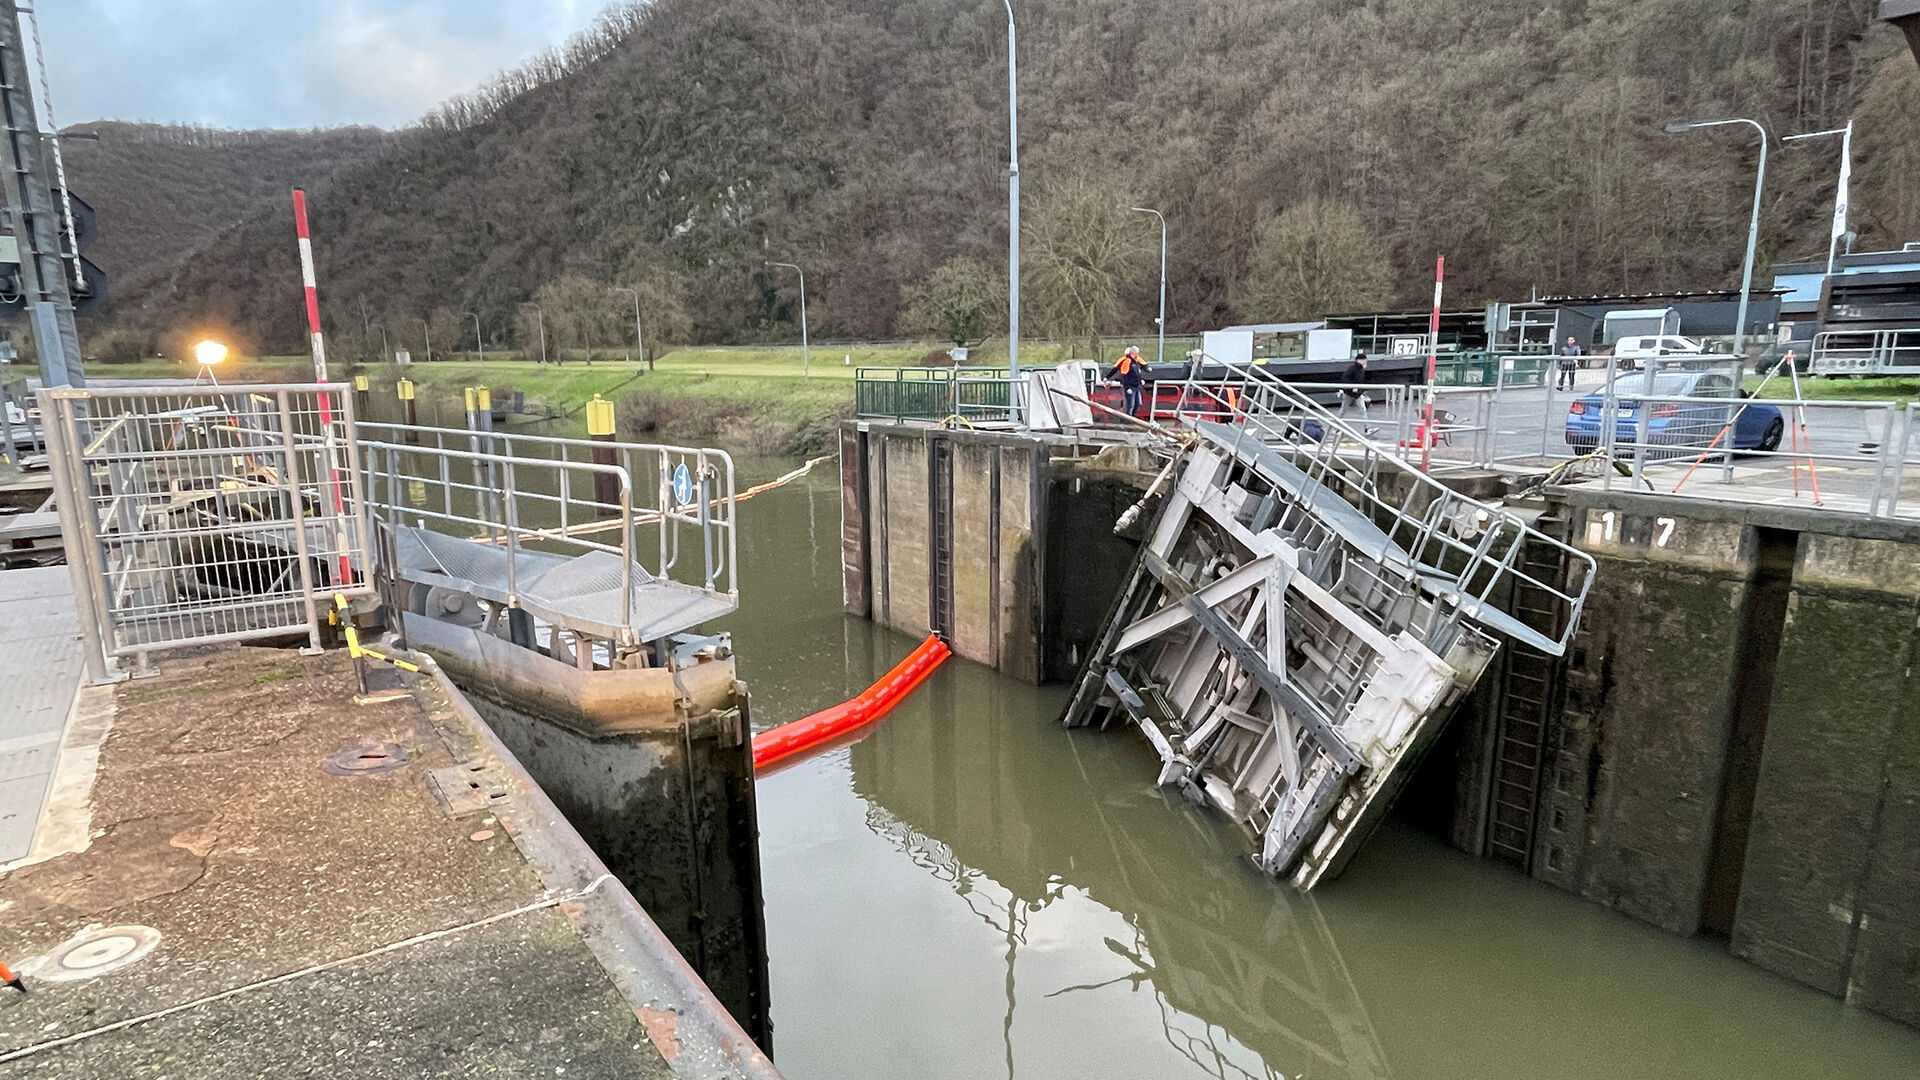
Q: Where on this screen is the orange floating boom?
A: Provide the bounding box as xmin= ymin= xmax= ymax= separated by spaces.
xmin=752 ymin=634 xmax=951 ymax=771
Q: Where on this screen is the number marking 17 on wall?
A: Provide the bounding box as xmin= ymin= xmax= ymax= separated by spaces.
xmin=1589 ymin=510 xmax=1677 ymax=549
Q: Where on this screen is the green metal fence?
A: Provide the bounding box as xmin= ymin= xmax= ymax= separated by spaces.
xmin=1432 ymin=352 xmax=1553 ymax=388
xmin=855 ymin=367 xmax=1014 ymax=421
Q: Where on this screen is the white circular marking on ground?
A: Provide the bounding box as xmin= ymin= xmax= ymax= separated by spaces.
xmin=37 ymin=925 xmax=163 ymax=982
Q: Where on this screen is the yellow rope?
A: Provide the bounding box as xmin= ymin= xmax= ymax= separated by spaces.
xmin=334 ymin=594 xmax=422 ymax=672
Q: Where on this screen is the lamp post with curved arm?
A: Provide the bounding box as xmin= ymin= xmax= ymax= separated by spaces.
xmin=1003 ymin=0 xmax=1021 ymax=412
xmin=1665 ymin=118 xmax=1769 ymax=357
xmin=462 ymin=311 xmax=483 ymax=362
xmin=1130 ymin=206 xmax=1167 ymax=366
xmin=518 ymin=302 xmax=546 ymax=366
xmin=609 ymin=286 xmax=645 ymax=368
xmin=764 ymin=262 xmax=809 ymax=376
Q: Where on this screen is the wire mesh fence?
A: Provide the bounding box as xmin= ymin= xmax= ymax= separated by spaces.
xmin=41 ymin=384 xmax=370 ymax=673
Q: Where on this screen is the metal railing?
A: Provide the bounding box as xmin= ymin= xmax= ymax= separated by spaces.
xmin=1810 ymin=329 xmax=1920 ymax=376
xmin=1 ymin=376 xmax=45 ymax=469
xmin=40 ymin=384 xmax=371 ymax=678
xmin=854 ymin=366 xmax=1015 ymax=422
xmin=357 ymin=423 xmax=738 ymax=637
xmin=1162 ymin=360 xmax=1598 ymax=657
xmin=1384 ymin=357 xmax=1920 ymax=522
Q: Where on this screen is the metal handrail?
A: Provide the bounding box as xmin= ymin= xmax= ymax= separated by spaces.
xmin=356 ymin=422 xmax=737 ymax=600
xmin=1165 ymin=357 xmax=1597 ymax=656
xmin=358 ymin=438 xmax=639 ymax=634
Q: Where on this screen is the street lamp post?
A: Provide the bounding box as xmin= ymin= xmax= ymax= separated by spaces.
xmin=420 ymin=317 xmax=432 ymax=363
xmin=1130 ymin=206 xmax=1167 ymax=365
xmin=764 ymin=262 xmax=809 ymax=376
xmin=1666 ymin=118 xmax=1769 ymax=357
xmin=1783 ymin=120 xmax=1853 ymax=278
xmin=1003 ymin=0 xmax=1021 ymax=409
xmin=519 ymin=302 xmax=547 ymax=365
xmin=463 ymin=311 xmax=483 ymax=362
xmin=610 ymin=286 xmax=645 ymax=368
xmin=379 ymin=325 xmax=390 ymax=363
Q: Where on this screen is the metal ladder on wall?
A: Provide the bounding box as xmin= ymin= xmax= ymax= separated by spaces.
xmin=1485 ymin=534 xmax=1571 ymax=870
xmin=928 ymin=437 xmax=954 ymax=638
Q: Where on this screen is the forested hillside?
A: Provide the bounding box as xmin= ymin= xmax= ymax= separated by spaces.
xmin=113 ymin=0 xmax=1920 ymax=358
xmin=59 ymin=122 xmax=389 ymax=299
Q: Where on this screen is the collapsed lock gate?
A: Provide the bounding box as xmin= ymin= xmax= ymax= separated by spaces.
xmin=1063 ymin=363 xmax=1596 ymax=889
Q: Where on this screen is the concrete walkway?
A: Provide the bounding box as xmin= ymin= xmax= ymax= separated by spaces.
xmin=0 ymin=647 xmax=681 ymax=1077
xmin=0 ymin=566 xmax=82 ymax=864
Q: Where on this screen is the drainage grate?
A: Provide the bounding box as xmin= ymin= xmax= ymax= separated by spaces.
xmin=35 ymin=925 xmax=163 ymax=982
xmin=323 ymin=741 xmax=409 ymax=776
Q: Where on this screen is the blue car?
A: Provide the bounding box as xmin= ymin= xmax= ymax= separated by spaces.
xmin=1565 ymin=370 xmax=1784 ymax=454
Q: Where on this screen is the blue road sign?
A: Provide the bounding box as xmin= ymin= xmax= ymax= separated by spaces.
xmin=672 ymin=463 xmax=693 ymax=504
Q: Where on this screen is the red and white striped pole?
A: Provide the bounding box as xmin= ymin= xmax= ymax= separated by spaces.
xmin=292 ymin=189 xmax=352 ymax=586
xmin=292 ymin=188 xmax=328 ymax=382
xmin=1420 ymin=255 xmax=1445 ymax=474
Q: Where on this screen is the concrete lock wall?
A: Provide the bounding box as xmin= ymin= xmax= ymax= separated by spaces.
xmin=1447 ymin=489 xmax=1920 ymax=1028
xmin=841 ymin=423 xmax=1052 ymax=683
xmin=1736 ymin=533 xmax=1920 ymax=1024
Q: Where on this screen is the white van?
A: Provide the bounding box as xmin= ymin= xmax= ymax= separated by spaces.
xmin=1610 ymin=334 xmax=1706 ymax=370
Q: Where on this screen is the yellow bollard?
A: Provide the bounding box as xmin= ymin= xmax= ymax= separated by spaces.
xmin=587 ymin=394 xmax=618 ymax=516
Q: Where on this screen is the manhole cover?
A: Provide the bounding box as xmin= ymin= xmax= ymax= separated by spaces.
xmin=324 ymin=741 xmax=409 ymax=776
xmin=37 ymin=925 xmax=163 ymax=982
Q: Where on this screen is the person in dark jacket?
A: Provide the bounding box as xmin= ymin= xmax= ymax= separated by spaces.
xmin=1339 ymin=352 xmax=1369 ymax=418
xmin=1557 ymin=336 xmax=1583 ymax=390
xmin=1108 ymin=346 xmax=1146 ymax=418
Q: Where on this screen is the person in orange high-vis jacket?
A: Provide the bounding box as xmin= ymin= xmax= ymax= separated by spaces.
xmin=1107 ymin=346 xmax=1146 ymax=418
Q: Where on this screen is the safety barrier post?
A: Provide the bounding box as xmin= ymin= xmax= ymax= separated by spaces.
xmin=397 ymin=377 xmax=417 ymax=440
xmin=588 ymin=394 xmax=618 ymax=517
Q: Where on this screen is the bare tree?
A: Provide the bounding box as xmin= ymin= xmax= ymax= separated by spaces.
xmin=1025 ymin=175 xmax=1153 ymax=358
xmin=1236 ymin=199 xmax=1392 ymax=323
xmin=1856 ymin=56 xmax=1920 ymax=249
xmin=900 ymin=256 xmax=1004 ymax=349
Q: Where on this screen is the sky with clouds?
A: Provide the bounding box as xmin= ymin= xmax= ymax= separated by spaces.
xmin=35 ymin=1 xmax=609 ymax=130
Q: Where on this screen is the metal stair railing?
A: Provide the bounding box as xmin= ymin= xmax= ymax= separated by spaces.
xmin=1164 ymin=359 xmax=1596 ymax=657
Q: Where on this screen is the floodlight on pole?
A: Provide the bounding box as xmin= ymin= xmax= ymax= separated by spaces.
xmin=1664 ymin=117 xmax=1768 ymax=357
xmin=764 ymin=262 xmax=809 ymax=376
xmin=1130 ymin=206 xmax=1167 ymax=366
xmin=193 ymin=339 xmax=228 ymax=386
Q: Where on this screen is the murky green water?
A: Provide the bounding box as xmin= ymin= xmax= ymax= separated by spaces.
xmin=721 ymin=460 xmax=1920 ymax=1080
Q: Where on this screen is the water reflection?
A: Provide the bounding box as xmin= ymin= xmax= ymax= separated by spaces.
xmin=849 ymin=674 xmax=1390 ymax=1080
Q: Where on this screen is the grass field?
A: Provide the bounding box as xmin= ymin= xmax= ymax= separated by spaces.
xmin=1743 ymin=374 xmax=1920 ymax=401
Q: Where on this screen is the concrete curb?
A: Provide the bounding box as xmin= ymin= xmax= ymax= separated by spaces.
xmin=415 ymin=653 xmax=783 ymax=1080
